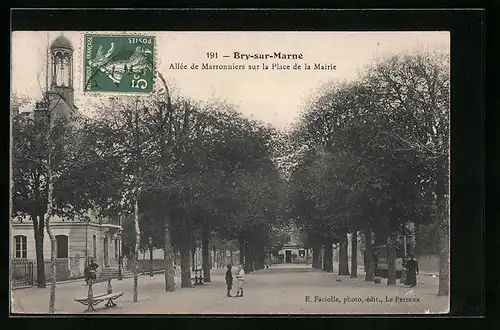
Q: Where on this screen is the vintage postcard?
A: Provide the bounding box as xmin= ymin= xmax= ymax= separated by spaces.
xmin=10 ymin=31 xmax=450 ymax=315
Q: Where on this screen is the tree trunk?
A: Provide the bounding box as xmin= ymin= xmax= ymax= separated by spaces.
xmin=230 ymin=249 xmax=233 ymax=266
xmin=364 ymin=229 xmax=375 ymax=281
xmin=32 ymin=168 xmax=46 ymax=288
xmin=244 ymin=239 xmax=251 ymax=272
xmin=163 ymin=216 xmax=175 ymax=292
xmin=350 ymin=229 xmax=358 ymax=278
xmin=436 ymin=161 xmax=450 ymax=296
xmin=387 ymin=234 xmax=397 ymax=285
xmin=250 ymin=240 xmax=256 ymax=271
xmin=180 ymin=221 xmax=192 ymax=288
xmin=249 ymin=243 xmax=253 ymax=271
xmin=312 ymin=243 xmax=321 ymax=269
xmin=437 ymin=226 xmax=449 ymax=296
xmin=46 ymin=222 xmax=56 ymax=313
xmin=33 ymin=215 xmax=46 ymax=288
xmin=149 ymin=245 xmax=153 ymax=276
xmin=212 ymin=245 xmax=219 ymax=268
xmin=255 ymin=246 xmax=261 ymax=270
xmin=249 ymin=240 xmax=256 ymax=272
xmin=133 ymin=196 xmax=141 ymax=301
xmin=255 ymin=250 xmax=258 ymax=270
xmin=191 ymin=244 xmax=196 ymax=271
xmin=338 ymin=231 xmax=350 ymax=276
xmin=201 ymin=225 xmax=210 ymax=282
xmin=437 ymin=202 xmax=450 ymax=296
xmin=142 ymin=248 xmax=146 ymax=274
xmin=323 ymin=239 xmax=334 ymax=272
xmin=45 ymin=171 xmax=56 ymax=313
xmin=239 ymin=234 xmax=245 ymax=266
xmin=316 ymin=246 xmax=322 ymax=269
xmin=191 ymin=232 xmax=197 ymax=271
xmin=320 ymin=247 xmax=324 ymax=269
xmin=322 ymin=247 xmax=326 ymax=270
xmin=261 ymin=246 xmax=267 ymax=269
xmin=220 ymin=250 xmax=225 ymax=268
xmin=256 ymin=244 xmax=265 ymax=270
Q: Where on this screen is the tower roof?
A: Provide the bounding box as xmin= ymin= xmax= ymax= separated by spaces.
xmin=50 ymin=34 xmax=73 ymax=51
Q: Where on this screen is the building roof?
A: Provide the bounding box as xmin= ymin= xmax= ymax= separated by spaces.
xmin=51 ymin=34 xmax=73 ymax=51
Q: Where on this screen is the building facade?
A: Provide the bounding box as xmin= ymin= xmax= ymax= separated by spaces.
xmin=11 ymin=213 xmax=123 ymax=283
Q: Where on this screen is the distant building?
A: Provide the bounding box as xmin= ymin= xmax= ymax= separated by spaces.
xmin=10 ymin=35 xmax=124 ymax=286
xmin=275 ymin=223 xmax=310 ymax=264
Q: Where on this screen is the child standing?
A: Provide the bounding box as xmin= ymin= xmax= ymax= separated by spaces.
xmin=235 ymin=264 xmax=245 ymax=297
xmin=225 ymin=264 xmax=233 ymax=297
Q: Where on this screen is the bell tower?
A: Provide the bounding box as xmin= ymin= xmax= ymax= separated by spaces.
xmin=49 ymin=33 xmax=74 ymax=106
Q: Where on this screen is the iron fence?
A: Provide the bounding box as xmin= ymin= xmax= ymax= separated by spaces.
xmin=11 ymin=259 xmax=34 ymax=287
xmin=11 ymin=257 xmax=86 ymax=287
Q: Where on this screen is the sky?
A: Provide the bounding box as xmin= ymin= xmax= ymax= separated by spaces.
xmin=11 ymin=31 xmax=449 ymax=129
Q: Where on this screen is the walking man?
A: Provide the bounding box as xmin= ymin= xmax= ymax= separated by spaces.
xmin=225 ymin=264 xmax=233 ymax=297
xmin=405 ymin=255 xmax=419 ymax=287
xmin=235 ymin=264 xmax=245 ymax=297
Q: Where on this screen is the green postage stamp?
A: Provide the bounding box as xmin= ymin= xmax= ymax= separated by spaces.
xmin=83 ymin=34 xmax=156 ymax=94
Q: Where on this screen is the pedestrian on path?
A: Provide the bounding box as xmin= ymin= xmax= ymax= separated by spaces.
xmin=84 ymin=257 xmax=99 ymax=285
xmin=225 ymin=264 xmax=233 ymax=297
xmin=405 ymin=255 xmax=419 ymax=287
xmin=235 ymin=264 xmax=245 ymax=297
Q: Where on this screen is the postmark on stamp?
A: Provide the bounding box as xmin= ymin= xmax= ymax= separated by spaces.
xmin=83 ymin=34 xmax=156 ymax=94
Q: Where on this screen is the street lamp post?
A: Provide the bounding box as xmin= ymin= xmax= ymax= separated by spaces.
xmin=117 ymin=215 xmax=123 ymax=280
xmin=85 ymin=222 xmax=88 ymax=261
xmin=85 ymin=217 xmax=90 ymax=265
xmin=117 ymin=230 xmax=123 ymax=280
xmin=149 ymin=236 xmax=153 ymax=277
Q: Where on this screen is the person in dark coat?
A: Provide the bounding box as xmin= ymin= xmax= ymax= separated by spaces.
xmin=85 ymin=257 xmax=99 ymax=284
xmin=225 ymin=264 xmax=233 ymax=297
xmin=405 ymin=255 xmax=419 ymax=287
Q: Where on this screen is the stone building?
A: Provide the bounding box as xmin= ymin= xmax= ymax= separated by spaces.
xmin=11 ymin=213 xmax=123 ymax=283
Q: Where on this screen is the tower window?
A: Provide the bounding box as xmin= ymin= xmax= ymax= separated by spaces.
xmin=53 ymin=51 xmax=72 ymax=88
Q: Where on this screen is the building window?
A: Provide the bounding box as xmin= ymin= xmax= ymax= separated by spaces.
xmin=14 ymin=235 xmax=27 ymax=259
xmin=55 ymin=235 xmax=68 ymax=258
xmin=286 ymin=235 xmax=291 ymax=244
xmin=299 ymin=249 xmax=305 ymax=257
xmin=92 ymin=235 xmax=97 ymax=259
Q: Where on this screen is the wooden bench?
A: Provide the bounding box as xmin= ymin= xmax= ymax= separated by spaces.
xmin=75 ymin=278 xmax=124 ymax=312
xmin=191 ymin=268 xmax=204 ymax=285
